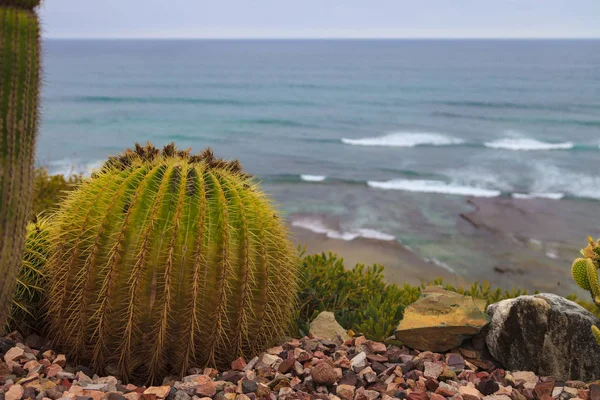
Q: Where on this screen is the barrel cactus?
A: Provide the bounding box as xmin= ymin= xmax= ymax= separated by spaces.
xmin=44 ymin=143 xmax=299 ymax=382
xmin=0 ymin=0 xmax=42 ymax=329
xmin=572 ymin=236 xmax=600 ymax=345
xmin=5 ymin=216 xmax=49 ymax=334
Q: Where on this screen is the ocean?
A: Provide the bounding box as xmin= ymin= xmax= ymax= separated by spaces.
xmin=39 ymin=39 xmax=600 ymax=290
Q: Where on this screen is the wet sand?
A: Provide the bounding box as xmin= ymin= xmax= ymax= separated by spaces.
xmin=291 ymin=225 xmax=466 ymax=287
xmin=289 ymin=196 xmax=600 ymax=298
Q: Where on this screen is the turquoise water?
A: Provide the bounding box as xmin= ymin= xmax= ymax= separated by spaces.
xmin=39 ymin=39 xmax=600 ymax=280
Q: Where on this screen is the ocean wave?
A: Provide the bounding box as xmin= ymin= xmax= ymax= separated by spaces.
xmin=62 ymin=96 xmax=315 ymax=108
xmin=434 ymin=111 xmax=600 ymax=127
xmin=300 ymin=174 xmax=327 ymax=182
xmin=367 ymin=179 xmax=501 ymax=197
xmin=291 ymin=217 xmax=395 ymax=242
xmin=69 ymin=95 xmax=251 ymax=106
xmin=240 ymin=118 xmax=312 ymax=128
xmin=512 ymin=192 xmax=565 ymax=200
xmin=47 ymin=158 xmax=103 ymax=176
xmin=435 ymin=100 xmax=600 ymax=112
xmin=527 ymin=163 xmax=600 ymax=201
xmin=425 ymin=258 xmax=457 ymax=274
xmin=484 ymin=138 xmax=574 ymax=151
xmin=341 ymin=132 xmax=464 ymax=147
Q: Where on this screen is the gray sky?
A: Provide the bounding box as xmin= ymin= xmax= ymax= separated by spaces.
xmin=41 ymin=0 xmax=600 ymax=39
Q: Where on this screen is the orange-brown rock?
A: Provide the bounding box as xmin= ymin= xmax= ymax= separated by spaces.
xmin=395 ymin=286 xmax=488 ymax=352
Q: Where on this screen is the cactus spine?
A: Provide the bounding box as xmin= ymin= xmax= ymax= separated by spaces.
xmin=45 ymin=143 xmax=298 ymax=383
xmin=572 ymin=236 xmax=600 ymax=345
xmin=0 ymin=0 xmax=42 ymax=329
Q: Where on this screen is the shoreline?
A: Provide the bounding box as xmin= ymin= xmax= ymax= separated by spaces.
xmin=290 ymin=224 xmax=465 ymax=288
xmin=289 ymin=195 xmax=600 ymax=298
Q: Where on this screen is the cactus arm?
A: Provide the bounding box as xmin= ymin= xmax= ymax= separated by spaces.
xmin=571 ymin=256 xmax=600 ymax=306
xmin=0 ymin=3 xmax=40 ymax=329
xmin=593 ymin=326 xmax=600 ymax=346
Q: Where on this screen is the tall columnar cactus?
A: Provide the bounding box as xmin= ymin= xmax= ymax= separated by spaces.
xmin=572 ymin=236 xmax=600 ymax=345
xmin=0 ymin=0 xmax=42 ymax=329
xmin=4 ymin=216 xmax=49 ymax=334
xmin=45 ymin=143 xmax=299 ymax=383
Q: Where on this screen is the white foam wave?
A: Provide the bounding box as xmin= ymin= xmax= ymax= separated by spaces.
xmin=291 ymin=218 xmax=395 ymax=242
xmin=425 ymin=258 xmax=457 ymax=274
xmin=300 ymin=174 xmax=327 ymax=182
xmin=528 ymin=163 xmax=600 ymax=201
xmin=484 ymin=138 xmax=573 ymax=151
xmin=367 ymin=179 xmax=501 ymax=198
xmin=47 ymin=158 xmax=103 ymax=176
xmin=341 ymin=132 xmax=464 ymax=147
xmin=512 ymin=192 xmax=565 ymax=200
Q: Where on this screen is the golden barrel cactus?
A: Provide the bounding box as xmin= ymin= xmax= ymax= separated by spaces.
xmin=45 ymin=143 xmax=298 ymax=382
xmin=5 ymin=216 xmax=49 ymax=334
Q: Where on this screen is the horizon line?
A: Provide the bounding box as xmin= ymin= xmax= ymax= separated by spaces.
xmin=43 ymin=37 xmax=600 ymax=40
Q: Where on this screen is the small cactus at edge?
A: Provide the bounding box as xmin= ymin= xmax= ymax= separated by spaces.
xmin=0 ymin=0 xmax=42 ymax=328
xmin=572 ymin=236 xmax=600 ymax=345
xmin=44 ymin=143 xmax=299 ymax=383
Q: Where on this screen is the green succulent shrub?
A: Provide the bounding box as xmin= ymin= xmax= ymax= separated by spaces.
xmin=571 ymin=236 xmax=600 ymax=345
xmin=297 ymin=252 xmax=532 ymax=342
xmin=43 ymin=143 xmax=299 ymax=383
xmin=4 ymin=216 xmax=49 ymax=335
xmin=0 ymin=0 xmax=42 ymax=329
xmin=31 ymin=167 xmax=83 ymax=217
xmin=425 ymin=278 xmax=531 ymax=305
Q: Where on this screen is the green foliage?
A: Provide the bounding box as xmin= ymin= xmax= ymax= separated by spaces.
xmin=566 ymin=294 xmax=600 ymax=318
xmin=423 ymin=278 xmax=532 ymax=306
xmin=297 ymin=252 xmax=531 ymax=342
xmin=31 ymin=167 xmax=82 ymax=217
xmin=4 ymin=217 xmax=49 ymax=335
xmin=44 ymin=143 xmax=299 ymax=383
xmin=297 ymin=252 xmax=408 ymax=341
xmin=0 ymin=3 xmax=41 ymax=329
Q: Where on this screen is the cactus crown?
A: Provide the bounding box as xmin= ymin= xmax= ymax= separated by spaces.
xmin=44 ymin=143 xmax=298 ymax=383
xmin=0 ymin=0 xmax=42 ymax=10
xmin=102 ymin=142 xmax=246 ymax=176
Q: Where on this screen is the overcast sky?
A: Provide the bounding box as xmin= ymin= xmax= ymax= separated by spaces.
xmin=41 ymin=0 xmax=600 ymax=39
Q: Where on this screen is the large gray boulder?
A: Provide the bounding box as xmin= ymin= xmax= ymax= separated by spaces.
xmin=486 ymin=293 xmax=600 ymax=381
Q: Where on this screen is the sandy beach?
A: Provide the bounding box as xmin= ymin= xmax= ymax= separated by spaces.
xmin=290 ymin=196 xmax=600 ymax=298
